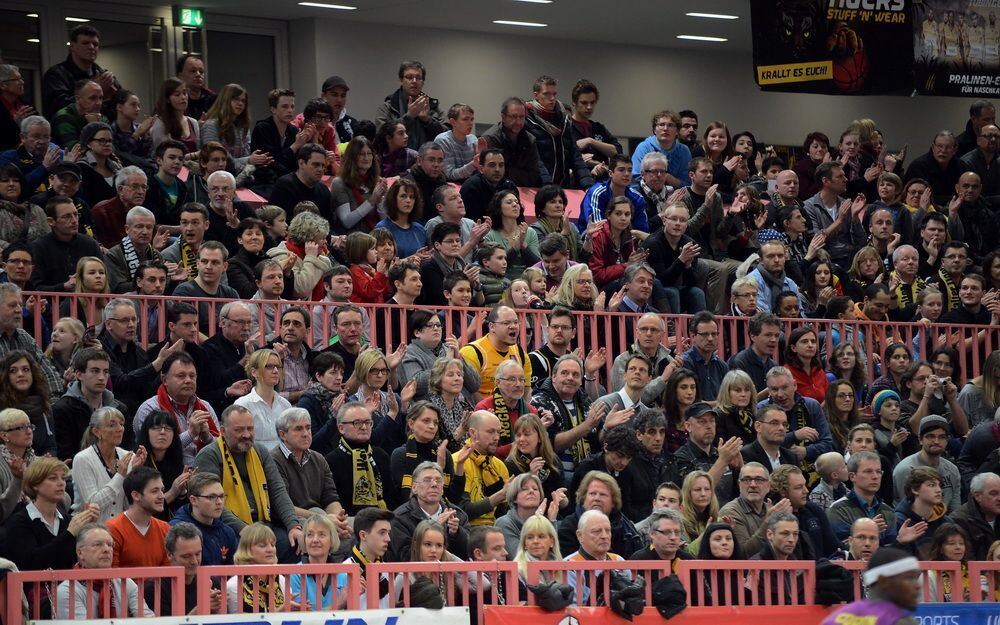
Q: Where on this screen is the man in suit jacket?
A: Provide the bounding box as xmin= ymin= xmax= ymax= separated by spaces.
xmin=740 ymin=405 xmax=799 ymax=470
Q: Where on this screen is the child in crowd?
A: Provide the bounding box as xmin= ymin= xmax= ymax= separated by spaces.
xmin=478 ymin=243 xmax=511 ymax=306
xmin=256 ymin=204 xmax=287 ymax=250
xmin=809 ymin=451 xmax=849 ymax=512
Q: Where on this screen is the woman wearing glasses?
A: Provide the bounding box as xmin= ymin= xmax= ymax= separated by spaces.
xmin=235 ymin=349 xmax=291 ymax=452
xmin=347 ymin=349 xmax=414 ymax=455
xmin=77 ymin=121 xmax=123 ymax=205
xmin=0 ymin=407 xmax=39 ymax=521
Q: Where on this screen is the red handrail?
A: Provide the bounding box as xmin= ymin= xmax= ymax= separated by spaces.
xmin=23 ymin=291 xmax=1000 ymax=385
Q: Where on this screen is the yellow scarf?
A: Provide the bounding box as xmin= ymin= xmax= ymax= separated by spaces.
xmin=218 ymin=437 xmax=270 ymax=525
xmin=180 ymin=240 xmax=198 ymax=279
xmin=339 ymin=437 xmax=386 ymax=509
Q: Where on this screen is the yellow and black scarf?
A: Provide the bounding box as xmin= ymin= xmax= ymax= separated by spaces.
xmin=563 ymin=397 xmax=591 ymax=464
xmin=240 ymin=576 xmax=284 ymax=612
xmin=893 ymin=271 xmax=926 ymax=309
xmin=218 ymin=437 xmax=270 ymax=525
xmin=180 ymin=240 xmax=198 ymax=279
xmin=467 ymin=447 xmax=506 ymax=524
xmin=936 ymin=269 xmax=961 ymax=312
xmin=351 ymin=545 xmax=391 ymax=599
xmin=339 ymin=437 xmax=386 ymax=509
xmin=491 ymin=387 xmax=515 ymax=449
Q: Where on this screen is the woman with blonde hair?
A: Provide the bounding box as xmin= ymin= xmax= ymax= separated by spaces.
xmin=227 ymin=522 xmax=302 ymax=613
xmin=714 ymin=370 xmax=758 ymax=445
xmin=680 ymin=470 xmax=719 ymax=554
xmin=513 ymin=514 xmax=563 ymax=586
xmin=427 ymin=356 xmax=475 ymax=452
xmin=290 ymin=514 xmax=342 ymax=609
xmin=42 ymin=317 xmax=86 ymax=389
xmin=72 ymin=407 xmax=145 ymax=522
xmin=0 ymin=408 xmax=36 ymax=519
xmin=347 ymin=348 xmax=413 ymax=454
xmin=845 ymin=246 xmax=886 ymax=301
xmin=60 ymin=256 xmax=110 ymax=326
xmin=235 ymin=349 xmax=290 ymax=451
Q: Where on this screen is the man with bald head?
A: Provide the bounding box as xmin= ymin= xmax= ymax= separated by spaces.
xmin=565 ymin=509 xmax=625 ymax=605
xmin=454 ymin=410 xmax=510 ymax=526
xmin=843 ymin=517 xmax=880 ymax=561
xmin=960 ymin=122 xmax=999 ymax=201
xmin=951 ymin=171 xmax=996 ymax=261
xmin=769 ymin=169 xmax=801 ymax=225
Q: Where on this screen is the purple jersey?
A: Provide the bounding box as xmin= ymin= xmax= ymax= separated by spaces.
xmin=821 ymin=599 xmax=911 ymax=625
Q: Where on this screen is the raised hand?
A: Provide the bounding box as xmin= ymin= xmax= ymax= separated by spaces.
xmin=607 ymin=285 xmax=627 ymax=311
xmin=603 ymin=406 xmax=635 ymax=430
xmin=593 ymin=291 xmax=607 ymax=312
xmin=948 ymin=195 xmax=962 ymax=214
xmin=704 ymin=183 xmax=720 ymax=205
xmin=436 ymin=439 xmax=450 ymax=469
xmin=386 ymin=343 xmax=406 ymax=369
xmin=529 ymin=456 xmax=546 ymax=476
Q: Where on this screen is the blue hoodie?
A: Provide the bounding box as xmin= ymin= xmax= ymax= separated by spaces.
xmin=630 ymin=136 xmax=692 ymax=187
xmin=170 ymin=503 xmax=238 ymax=566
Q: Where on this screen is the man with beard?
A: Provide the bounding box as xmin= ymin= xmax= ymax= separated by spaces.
xmin=949 ymin=172 xmax=997 ymax=262
xmin=454 ymin=411 xmax=510 ymax=526
xmin=676 ymin=403 xmax=741 ymax=505
xmin=107 ymin=467 xmax=171 ymax=567
xmin=748 ymin=241 xmax=804 ymax=315
xmin=460 ymin=149 xmax=517 ymax=222
xmin=194 ymin=404 xmax=304 ymax=563
xmin=892 ymin=416 xmax=961 ymax=513
xmin=325 ymin=402 xmax=395 ymax=516
xmin=626 ymin=409 xmax=683 ymax=521
xmin=770 ymin=464 xmax=839 ymax=558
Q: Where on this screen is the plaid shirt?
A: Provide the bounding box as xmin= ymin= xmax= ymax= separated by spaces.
xmin=0 ymin=328 xmax=62 ymax=396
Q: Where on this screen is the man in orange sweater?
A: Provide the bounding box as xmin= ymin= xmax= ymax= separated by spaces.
xmin=107 ymin=466 xmax=171 ymax=568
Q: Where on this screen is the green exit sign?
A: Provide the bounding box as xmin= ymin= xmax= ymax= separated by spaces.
xmin=176 ymin=6 xmax=204 ymax=27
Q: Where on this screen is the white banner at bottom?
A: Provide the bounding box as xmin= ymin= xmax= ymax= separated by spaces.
xmin=45 ymin=606 xmax=470 ymax=625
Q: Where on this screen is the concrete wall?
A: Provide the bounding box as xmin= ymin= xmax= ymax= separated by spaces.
xmin=290 ymin=18 xmax=978 ymax=155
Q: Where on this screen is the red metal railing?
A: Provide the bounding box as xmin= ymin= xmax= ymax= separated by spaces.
xmin=22 ymin=291 xmax=1000 ymax=385
xmin=677 ymin=560 xmax=816 ymax=607
xmin=835 ymin=560 xmax=966 ymax=602
xmin=194 ymin=563 xmax=363 ymax=614
xmin=5 ymin=565 xmax=185 ymax=623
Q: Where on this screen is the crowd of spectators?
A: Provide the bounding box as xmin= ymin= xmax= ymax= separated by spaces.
xmin=1 ymin=23 xmax=1000 ymax=615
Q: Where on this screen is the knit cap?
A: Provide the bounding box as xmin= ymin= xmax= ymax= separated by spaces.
xmin=871 ymin=389 xmax=900 ymax=417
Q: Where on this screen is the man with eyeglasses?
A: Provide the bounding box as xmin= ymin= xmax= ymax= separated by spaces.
xmin=194 ymin=404 xmax=305 ymax=563
xmin=270 ymin=407 xmax=349 ymax=537
xmin=29 ymin=162 xmax=95 ymax=238
xmin=891 ymin=415 xmax=961 ymax=513
xmin=483 ymin=97 xmax=547 ymax=187
xmin=828 ymin=451 xmax=898 ymax=545
xmin=682 ymin=311 xmax=729 ymax=401
xmin=739 ymin=407 xmax=799 ymax=474
xmin=29 ymin=196 xmax=102 ymax=293
xmin=389 ymin=461 xmax=471 ymax=561
xmin=630 ymin=153 xmax=674 ymax=232
xmin=642 ymin=202 xmax=707 ymax=314
xmin=325 ymin=402 xmax=395 ymax=516
xmin=630 ymin=110 xmax=692 ymax=189
xmin=628 ymin=508 xmax=691 ymax=579
xmin=92 ymin=165 xmax=148 ymax=247
xmin=0 ymin=116 xmax=62 ymax=196
xmin=528 ymin=306 xmax=575 ymax=389
xmin=170 ymin=473 xmax=238 ymax=566
xmin=960 ymin=123 xmax=1000 ymax=201
xmin=202 ymin=301 xmax=254 ymax=410
xmin=55 ymin=524 xmax=153 ymax=618
xmin=269 ymin=143 xmax=334 ymax=221
xmin=720 ymin=459 xmax=790 ymax=556
xmin=461 ymin=305 xmax=530 ymax=400
xmin=418 ymin=222 xmax=485 ymax=307
xmin=375 ymin=60 xmax=446 ymax=151
xmin=756 ymin=366 xmax=833 ymax=465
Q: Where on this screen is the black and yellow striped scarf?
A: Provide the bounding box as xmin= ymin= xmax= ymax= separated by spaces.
xmin=338 ymin=437 xmax=386 ymax=510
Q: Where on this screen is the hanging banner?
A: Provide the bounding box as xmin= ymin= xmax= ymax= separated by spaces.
xmin=47 ymin=607 xmax=469 ymax=625
xmin=912 ymin=0 xmax=1000 ymax=97
xmin=750 ymin=0 xmax=914 ymax=95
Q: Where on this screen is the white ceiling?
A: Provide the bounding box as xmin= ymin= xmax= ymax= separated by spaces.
xmin=200 ymin=0 xmax=753 ymax=50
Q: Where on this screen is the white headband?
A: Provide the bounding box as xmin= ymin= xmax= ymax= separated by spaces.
xmin=863 ymin=556 xmax=920 ymax=586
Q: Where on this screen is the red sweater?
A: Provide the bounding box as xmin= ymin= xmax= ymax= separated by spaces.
xmin=349 ymin=265 xmax=389 ymax=304
xmin=788 ymin=363 xmax=829 ymax=404
xmin=586 ymin=221 xmax=637 ymax=287
xmin=107 ymin=512 xmax=171 ymax=569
